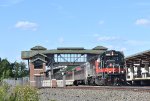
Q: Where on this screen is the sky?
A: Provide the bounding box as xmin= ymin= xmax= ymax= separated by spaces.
xmin=0 ymin=0 xmax=150 ymax=62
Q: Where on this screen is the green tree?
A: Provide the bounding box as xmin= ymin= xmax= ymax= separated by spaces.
xmin=0 ymin=58 xmax=29 ymax=80
xmin=0 ymin=59 xmax=11 ymax=80
xmin=12 ymin=61 xmax=29 ymax=79
xmin=19 ymin=62 xmax=28 ymax=77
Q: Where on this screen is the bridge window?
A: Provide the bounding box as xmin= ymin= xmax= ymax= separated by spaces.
xmin=54 ymin=54 xmax=87 ymax=62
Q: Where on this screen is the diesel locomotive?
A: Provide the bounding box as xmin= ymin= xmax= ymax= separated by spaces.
xmin=66 ymin=50 xmax=126 ymax=86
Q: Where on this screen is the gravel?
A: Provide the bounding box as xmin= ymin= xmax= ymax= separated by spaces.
xmin=38 ymin=88 xmax=150 ymax=101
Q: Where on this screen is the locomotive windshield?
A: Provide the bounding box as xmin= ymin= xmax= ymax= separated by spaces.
xmin=99 ymin=50 xmax=124 ymax=68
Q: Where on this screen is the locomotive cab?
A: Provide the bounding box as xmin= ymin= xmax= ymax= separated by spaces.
xmin=95 ymin=50 xmax=126 ymax=86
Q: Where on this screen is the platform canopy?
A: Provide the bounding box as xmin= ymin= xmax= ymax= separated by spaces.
xmin=125 ymin=50 xmax=150 ymax=65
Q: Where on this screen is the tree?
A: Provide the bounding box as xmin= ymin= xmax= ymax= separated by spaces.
xmin=12 ymin=61 xmax=29 ymax=79
xmin=0 ymin=58 xmax=29 ymax=80
xmin=0 ymin=59 xmax=11 ymax=80
xmin=19 ymin=62 xmax=29 ymax=77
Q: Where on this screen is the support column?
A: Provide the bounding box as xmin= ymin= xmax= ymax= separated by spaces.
xmin=62 ymin=72 xmax=66 ymax=87
xmin=145 ymin=64 xmax=149 ymax=78
xmin=29 ymin=63 xmax=35 ymax=86
xmin=130 ymin=65 xmax=134 ymax=80
xmin=72 ymin=70 xmax=75 ymax=80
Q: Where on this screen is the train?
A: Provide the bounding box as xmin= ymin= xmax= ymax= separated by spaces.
xmin=66 ymin=50 xmax=126 ymax=86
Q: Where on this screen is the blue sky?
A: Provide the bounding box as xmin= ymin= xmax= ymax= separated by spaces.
xmin=0 ymin=0 xmax=150 ymax=62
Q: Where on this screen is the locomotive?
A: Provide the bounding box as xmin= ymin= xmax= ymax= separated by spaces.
xmin=66 ymin=50 xmax=126 ymax=86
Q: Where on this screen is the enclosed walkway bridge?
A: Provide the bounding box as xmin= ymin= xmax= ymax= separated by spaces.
xmin=22 ymin=45 xmax=107 ymax=67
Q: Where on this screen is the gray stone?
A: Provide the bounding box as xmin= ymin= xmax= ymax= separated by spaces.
xmin=38 ymin=88 xmax=150 ymax=101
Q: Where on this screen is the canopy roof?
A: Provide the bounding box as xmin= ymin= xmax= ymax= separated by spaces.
xmin=125 ymin=50 xmax=150 ymax=61
xmin=31 ymin=58 xmax=47 ymax=63
xmin=31 ymin=46 xmax=47 ymax=50
xmin=21 ymin=45 xmax=107 ymax=59
xmin=92 ymin=46 xmax=108 ymax=50
xmin=57 ymin=47 xmax=85 ymax=50
xmin=30 ymin=53 xmax=47 ymax=57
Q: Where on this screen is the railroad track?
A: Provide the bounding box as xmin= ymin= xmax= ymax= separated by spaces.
xmin=64 ymin=85 xmax=150 ymax=92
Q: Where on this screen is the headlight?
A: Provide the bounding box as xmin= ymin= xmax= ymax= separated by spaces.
xmin=121 ymin=71 xmax=124 ymax=73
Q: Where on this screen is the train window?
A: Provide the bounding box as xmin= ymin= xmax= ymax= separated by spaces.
xmin=105 ymin=56 xmax=118 ymax=61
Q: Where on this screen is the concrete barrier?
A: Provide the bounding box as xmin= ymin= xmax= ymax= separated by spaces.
xmin=57 ymin=80 xmax=63 ymax=87
xmin=42 ymin=80 xmax=51 ymax=87
xmin=41 ymin=80 xmax=74 ymax=88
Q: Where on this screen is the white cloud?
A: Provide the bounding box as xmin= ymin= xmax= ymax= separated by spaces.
xmin=97 ymin=36 xmax=119 ymax=41
xmin=58 ymin=37 xmax=64 ymax=44
xmin=0 ymin=0 xmax=23 ymax=7
xmin=15 ymin=21 xmax=38 ymax=31
xmin=135 ymin=18 xmax=150 ymax=26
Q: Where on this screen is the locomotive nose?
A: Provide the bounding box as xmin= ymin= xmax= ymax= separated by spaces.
xmin=106 ymin=60 xmax=115 ymax=67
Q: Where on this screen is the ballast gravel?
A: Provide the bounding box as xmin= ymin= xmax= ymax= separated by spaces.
xmin=38 ymin=88 xmax=150 ymax=101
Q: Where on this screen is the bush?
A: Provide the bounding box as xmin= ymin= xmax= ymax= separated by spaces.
xmin=0 ymin=82 xmax=11 ymax=101
xmin=0 ymin=82 xmax=39 ymax=101
xmin=10 ymin=85 xmax=39 ymax=101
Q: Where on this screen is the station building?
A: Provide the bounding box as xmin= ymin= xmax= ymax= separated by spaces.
xmin=21 ymin=45 xmax=107 ymax=86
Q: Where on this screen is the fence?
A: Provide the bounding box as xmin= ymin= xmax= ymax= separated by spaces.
xmin=3 ymin=77 xmax=74 ymax=88
xmin=3 ymin=77 xmax=29 ymax=86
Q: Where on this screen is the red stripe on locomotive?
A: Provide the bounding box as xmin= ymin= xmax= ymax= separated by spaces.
xmin=95 ymin=61 xmax=125 ymax=74
xmin=97 ymin=68 xmax=125 ymax=73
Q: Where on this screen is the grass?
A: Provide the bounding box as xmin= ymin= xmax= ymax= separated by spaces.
xmin=0 ymin=82 xmax=39 ymax=101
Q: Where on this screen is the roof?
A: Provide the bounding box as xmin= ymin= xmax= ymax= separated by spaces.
xmin=31 ymin=46 xmax=47 ymax=50
xmin=30 ymin=53 xmax=47 ymax=57
xmin=44 ymin=49 xmax=105 ymax=54
xmin=57 ymin=47 xmax=84 ymax=50
xmin=31 ymin=58 xmax=47 ymax=63
xmin=22 ymin=50 xmax=105 ymax=59
xmin=92 ymin=46 xmax=108 ymax=50
xmin=21 ymin=46 xmax=107 ymax=59
xmin=125 ymin=50 xmax=150 ymax=61
xmin=66 ymin=65 xmax=77 ymax=71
